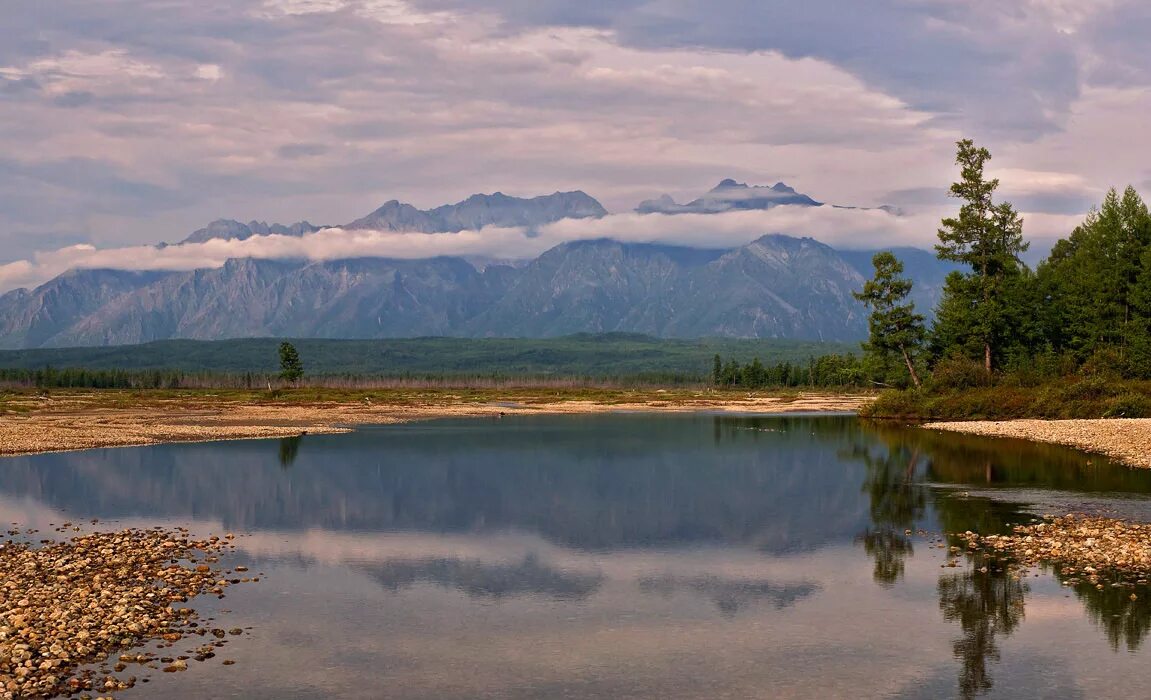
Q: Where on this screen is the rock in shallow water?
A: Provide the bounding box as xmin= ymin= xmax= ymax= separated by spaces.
xmin=0 ymin=527 xmax=252 ymax=699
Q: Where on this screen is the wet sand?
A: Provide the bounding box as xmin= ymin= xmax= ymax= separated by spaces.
xmin=925 ymin=418 xmax=1151 ymax=469
xmin=0 ymin=391 xmax=868 ymax=457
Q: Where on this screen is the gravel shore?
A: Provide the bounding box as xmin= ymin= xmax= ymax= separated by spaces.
xmin=925 ymin=418 xmax=1151 ymax=469
xmin=959 ymin=514 xmax=1151 ymax=587
xmin=0 ymin=392 xmax=868 ymax=457
xmin=0 ymin=527 xmax=250 ymax=699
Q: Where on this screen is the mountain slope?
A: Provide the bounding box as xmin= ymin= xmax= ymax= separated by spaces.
xmin=51 ymin=257 xmax=495 ymax=345
xmin=0 ymin=269 xmax=178 ymax=349
xmin=664 ymin=235 xmax=865 ymax=340
xmin=0 ymin=235 xmax=887 ymax=347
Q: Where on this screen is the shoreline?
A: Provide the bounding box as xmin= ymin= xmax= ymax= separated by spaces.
xmin=0 ymin=390 xmax=868 ymax=457
xmin=925 ymin=418 xmax=1151 ymax=469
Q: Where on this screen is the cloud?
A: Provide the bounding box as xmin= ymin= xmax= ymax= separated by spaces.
xmin=0 ymin=0 xmax=1146 ymax=262
xmin=411 ymin=0 xmax=1086 ymax=138
xmin=0 ymin=205 xmax=1085 ymax=294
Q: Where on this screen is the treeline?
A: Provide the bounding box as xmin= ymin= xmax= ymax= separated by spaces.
xmin=0 ymin=367 xmax=712 ymax=391
xmin=925 ymin=181 xmax=1151 ymax=382
xmin=859 ymin=138 xmax=1151 ymax=418
xmin=711 ymin=353 xmax=865 ymax=388
xmin=0 ymin=367 xmax=191 ymax=390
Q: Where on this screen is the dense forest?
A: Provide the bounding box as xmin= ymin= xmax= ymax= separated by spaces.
xmin=861 ymin=139 xmax=1151 ymax=418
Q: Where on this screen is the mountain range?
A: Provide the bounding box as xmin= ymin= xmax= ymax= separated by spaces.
xmin=177 ymin=190 xmax=607 ymax=245
xmin=0 ymin=182 xmax=954 ymax=349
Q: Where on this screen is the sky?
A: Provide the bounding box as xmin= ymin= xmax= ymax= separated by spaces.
xmin=2 ymin=0 xmax=1151 ymax=291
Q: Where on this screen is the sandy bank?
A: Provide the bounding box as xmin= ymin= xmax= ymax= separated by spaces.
xmin=0 ymin=391 xmax=868 ymax=457
xmin=925 ymin=418 xmax=1151 ymax=469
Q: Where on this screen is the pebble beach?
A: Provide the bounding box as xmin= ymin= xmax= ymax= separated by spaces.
xmin=925 ymin=418 xmax=1151 ymax=469
xmin=0 ymin=527 xmax=250 ymax=699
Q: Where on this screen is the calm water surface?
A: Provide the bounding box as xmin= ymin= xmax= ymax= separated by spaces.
xmin=5 ymin=414 xmax=1151 ymax=699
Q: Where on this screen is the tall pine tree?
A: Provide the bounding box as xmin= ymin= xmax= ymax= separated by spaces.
xmin=934 ymin=140 xmax=1028 ymax=373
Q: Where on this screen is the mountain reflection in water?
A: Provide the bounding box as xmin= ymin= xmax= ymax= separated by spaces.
xmin=2 ymin=414 xmax=1151 ymax=699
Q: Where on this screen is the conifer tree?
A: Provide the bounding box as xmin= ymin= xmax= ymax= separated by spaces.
xmin=279 ymin=341 xmax=304 ymax=383
xmin=1131 ymin=246 xmax=1151 ymax=377
xmin=854 ymin=252 xmax=925 ymax=388
xmin=935 ymin=140 xmax=1028 ymax=373
xmin=1037 ymin=186 xmax=1151 ymax=359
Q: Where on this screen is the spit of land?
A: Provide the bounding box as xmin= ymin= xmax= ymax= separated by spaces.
xmin=0 ymin=388 xmax=868 ymax=457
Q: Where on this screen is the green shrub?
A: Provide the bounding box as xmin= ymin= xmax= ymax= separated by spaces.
xmin=928 ymin=356 xmax=990 ymax=391
xmin=1103 ymin=392 xmax=1151 ymax=418
xmin=1080 ymin=347 xmax=1127 ymax=379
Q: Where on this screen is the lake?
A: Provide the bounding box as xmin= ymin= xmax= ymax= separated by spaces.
xmin=4 ymin=413 xmax=1151 ymax=699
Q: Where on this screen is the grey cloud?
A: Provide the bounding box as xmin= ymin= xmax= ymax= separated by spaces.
xmin=413 ymin=0 xmax=1082 ymax=138
xmin=1010 ymin=191 xmax=1097 ymax=217
xmin=0 ymin=231 xmax=91 ymax=264
xmin=1085 ymin=1 xmax=1151 ymax=86
xmin=0 ymin=157 xmax=188 ymax=212
xmin=277 ymin=143 xmax=329 ymax=159
xmin=0 ymin=76 xmax=41 ymax=96
xmin=881 ymin=187 xmax=953 ymax=209
xmin=51 ymin=91 xmax=95 ymax=108
xmin=883 ymin=185 xmax=1099 ymax=217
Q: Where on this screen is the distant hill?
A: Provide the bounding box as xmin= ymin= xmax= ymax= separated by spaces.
xmin=0 ymin=335 xmax=856 ymax=377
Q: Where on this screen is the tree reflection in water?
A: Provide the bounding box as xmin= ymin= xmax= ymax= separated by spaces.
xmin=853 ymin=424 xmax=1029 ymax=698
xmin=277 ymin=434 xmax=303 ymax=468
xmin=937 ymin=562 xmax=1027 ymax=699
xmin=852 ymin=441 xmax=925 ymax=587
xmin=1068 ymin=577 xmax=1151 ymax=652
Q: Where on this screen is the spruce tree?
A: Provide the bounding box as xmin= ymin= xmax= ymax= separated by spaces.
xmin=279 ymin=341 xmax=304 ymax=383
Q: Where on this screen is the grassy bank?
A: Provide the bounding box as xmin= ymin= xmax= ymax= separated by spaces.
xmin=863 ymin=377 xmax=1151 ymax=420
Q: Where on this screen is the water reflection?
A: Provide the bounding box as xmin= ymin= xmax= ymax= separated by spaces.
xmin=937 ymin=565 xmax=1028 ymax=700
xmin=361 ymin=554 xmax=603 ymax=600
xmin=637 ymin=574 xmax=819 ymax=616
xmin=856 ymin=421 xmax=1151 ymax=697
xmin=2 ymin=414 xmax=1151 ymax=699
xmin=277 ymin=434 xmax=303 ymax=469
xmin=1070 ymin=576 xmax=1151 ymax=652
xmin=850 ymin=442 xmax=925 ymax=587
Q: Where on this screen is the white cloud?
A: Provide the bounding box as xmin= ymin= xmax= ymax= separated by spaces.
xmin=195 ymin=64 xmax=223 ymax=81
xmin=0 ymin=204 xmax=1083 ymax=294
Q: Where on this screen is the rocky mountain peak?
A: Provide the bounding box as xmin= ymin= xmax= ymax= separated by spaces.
xmin=635 ymin=180 xmax=822 ymax=215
